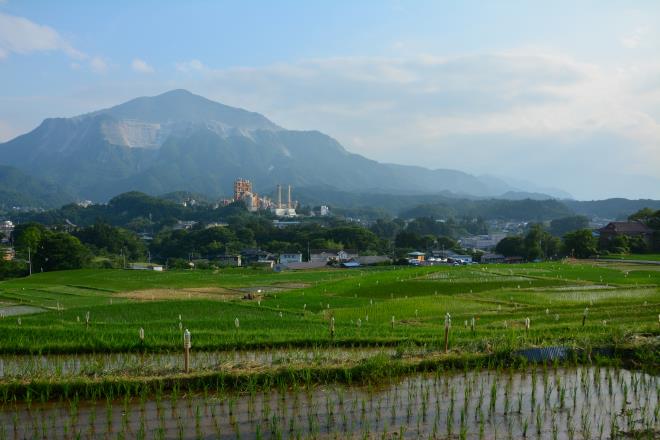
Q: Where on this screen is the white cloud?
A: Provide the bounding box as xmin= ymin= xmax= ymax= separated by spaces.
xmin=175 ymin=52 xmax=660 ymax=197
xmin=131 ymin=58 xmax=154 ymax=74
xmin=3 ymin=47 xmax=658 ymax=198
xmin=0 ymin=12 xmax=113 ymax=74
xmin=175 ymin=59 xmax=205 ymax=73
xmin=0 ymin=12 xmax=84 ymax=59
xmin=621 ymin=27 xmax=647 ymax=48
xmin=89 ymin=56 xmax=108 ymax=73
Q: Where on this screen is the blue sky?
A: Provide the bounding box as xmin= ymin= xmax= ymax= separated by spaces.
xmin=1 ymin=1 xmax=659 ymax=199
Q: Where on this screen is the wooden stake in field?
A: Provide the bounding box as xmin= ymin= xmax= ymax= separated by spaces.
xmin=470 ymin=316 xmax=475 ymax=333
xmin=525 ymin=317 xmax=530 ymax=334
xmin=183 ymin=329 xmax=191 ymax=373
xmin=444 ymin=313 xmax=451 ymax=353
xmin=139 ymin=327 xmax=144 ymax=345
xmin=582 ymin=307 xmax=588 ymax=327
xmin=85 ymin=311 xmax=90 ymax=329
xmin=330 ymin=317 xmax=335 ymax=339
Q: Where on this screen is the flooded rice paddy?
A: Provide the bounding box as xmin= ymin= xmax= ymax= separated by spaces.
xmin=0 ymin=347 xmax=399 ymax=379
xmin=0 ymin=366 xmax=657 ymax=439
xmin=0 ymin=305 xmax=46 ymax=317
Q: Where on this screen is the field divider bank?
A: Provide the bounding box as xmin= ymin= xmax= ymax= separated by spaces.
xmin=0 ymin=342 xmax=656 ymax=403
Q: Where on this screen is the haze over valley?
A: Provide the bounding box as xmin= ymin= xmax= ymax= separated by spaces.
xmin=0 ymin=4 xmax=659 ymax=440
xmin=2 ymin=2 xmax=660 ymax=203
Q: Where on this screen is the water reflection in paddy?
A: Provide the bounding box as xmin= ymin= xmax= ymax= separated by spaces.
xmin=0 ymin=366 xmax=657 ymax=439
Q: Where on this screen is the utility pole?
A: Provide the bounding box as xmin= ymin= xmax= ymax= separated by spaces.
xmin=27 ymin=246 xmax=32 ymax=276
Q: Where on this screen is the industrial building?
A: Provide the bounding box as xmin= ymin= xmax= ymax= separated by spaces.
xmin=233 ymin=178 xmax=253 ymax=201
xmin=231 ymin=178 xmax=272 ymax=212
xmin=224 ymin=178 xmax=298 ymax=216
xmin=270 ymin=184 xmax=297 ymax=217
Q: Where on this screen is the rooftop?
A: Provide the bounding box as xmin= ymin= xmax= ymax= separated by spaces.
xmin=599 ymin=221 xmax=653 ymax=234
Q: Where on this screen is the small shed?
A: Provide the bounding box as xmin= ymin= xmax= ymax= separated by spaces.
xmin=407 ymin=251 xmax=426 ymax=262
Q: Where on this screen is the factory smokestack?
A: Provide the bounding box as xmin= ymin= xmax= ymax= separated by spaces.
xmin=277 ymin=184 xmax=282 ymax=209
xmin=288 ymin=185 xmax=292 ymax=209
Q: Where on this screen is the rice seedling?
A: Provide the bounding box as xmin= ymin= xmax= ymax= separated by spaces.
xmin=0 ymin=261 xmax=656 ymax=437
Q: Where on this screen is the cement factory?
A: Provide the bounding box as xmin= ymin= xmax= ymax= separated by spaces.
xmin=230 ymin=178 xmax=297 ymax=217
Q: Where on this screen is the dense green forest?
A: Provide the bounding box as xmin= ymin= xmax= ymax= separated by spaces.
xmin=0 ymin=165 xmax=73 ymax=209
xmin=2 ymin=190 xmax=659 ymax=280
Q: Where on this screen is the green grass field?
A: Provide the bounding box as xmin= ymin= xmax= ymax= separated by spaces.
xmin=0 ymin=261 xmax=658 ymax=355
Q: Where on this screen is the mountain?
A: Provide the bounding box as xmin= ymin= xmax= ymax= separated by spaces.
xmin=294 ymin=186 xmax=575 ymax=219
xmin=564 ymin=198 xmax=660 ymax=220
xmin=0 ymin=165 xmax=74 ymax=210
xmin=0 ymin=89 xmax=557 ymax=202
xmin=478 ymin=175 xmax=572 ymax=200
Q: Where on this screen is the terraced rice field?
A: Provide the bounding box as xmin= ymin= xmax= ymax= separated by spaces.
xmin=0 ymin=260 xmax=657 ymax=438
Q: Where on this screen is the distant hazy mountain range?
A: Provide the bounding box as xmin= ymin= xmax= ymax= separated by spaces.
xmin=0 ymin=89 xmax=573 ymax=207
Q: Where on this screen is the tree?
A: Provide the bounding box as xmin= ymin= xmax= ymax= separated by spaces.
xmin=628 ymin=208 xmax=660 ymax=252
xmin=436 ymin=236 xmax=457 ymax=251
xmin=608 ymin=235 xmax=630 ymax=254
xmin=0 ymin=259 xmax=28 ymax=280
xmin=75 ymin=221 xmax=146 ymax=260
xmin=461 ymin=216 xmax=488 ymax=235
xmin=370 ymin=218 xmax=403 ymax=240
xmin=395 ymin=231 xmax=424 ymax=250
xmin=523 ymin=224 xmax=559 ymax=260
xmin=628 ymin=235 xmax=649 ymax=254
xmin=562 ymin=229 xmax=597 ymax=258
xmin=495 ymin=236 xmax=524 ymax=257
xmin=628 ymin=208 xmax=656 ymax=224
xmin=12 ymin=223 xmax=45 ymax=256
xmin=327 ymin=226 xmax=380 ymax=252
xmin=33 ymin=231 xmax=89 ymax=271
xmin=524 ymin=224 xmax=545 ymax=260
xmin=550 ymin=216 xmax=589 ymax=237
